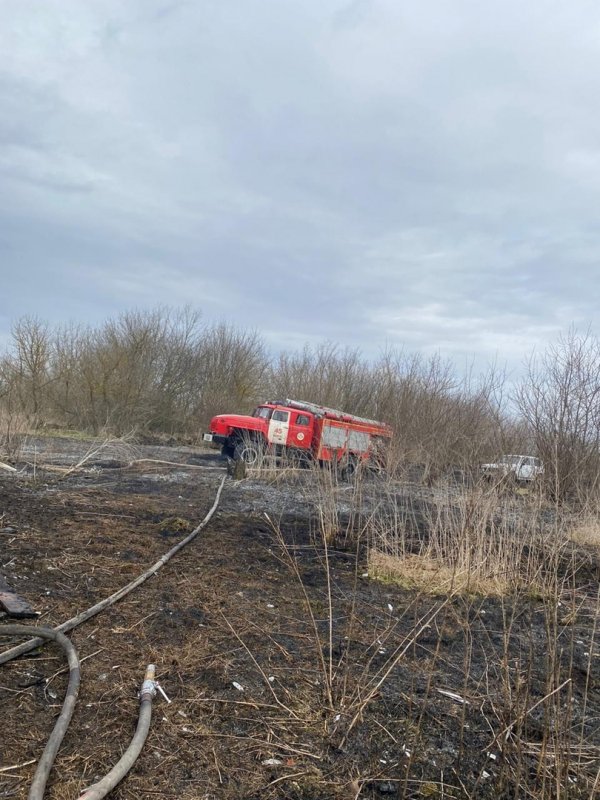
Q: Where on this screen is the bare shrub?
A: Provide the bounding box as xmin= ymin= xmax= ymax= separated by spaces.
xmin=0 ymin=405 xmax=29 ymax=462
xmin=0 ymin=358 xmax=32 ymax=460
xmin=268 ymin=342 xmax=376 ymax=414
xmin=371 ymin=350 xmax=512 ymax=482
xmin=0 ymin=308 xmax=269 ymax=439
xmin=515 ymin=328 xmax=600 ymax=504
xmin=1 ymin=316 xmax=52 ymax=427
xmin=192 ymin=323 xmax=268 ymax=428
xmin=62 ymin=307 xmax=205 ymax=435
xmin=47 ymin=309 xmax=205 ymax=435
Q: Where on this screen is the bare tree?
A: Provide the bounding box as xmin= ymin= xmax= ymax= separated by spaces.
xmin=192 ymin=323 xmax=268 ymax=427
xmin=515 ymin=328 xmax=600 ymax=503
xmin=269 ymin=343 xmax=375 ymax=413
xmin=5 ymin=316 xmax=52 ymax=424
xmin=44 ymin=308 xmax=205 ymax=435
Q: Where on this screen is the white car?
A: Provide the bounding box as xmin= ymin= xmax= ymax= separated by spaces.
xmin=481 ymin=455 xmax=544 ymax=483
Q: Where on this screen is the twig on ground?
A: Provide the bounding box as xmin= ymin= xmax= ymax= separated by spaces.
xmin=266 ymin=770 xmax=310 ymax=788
xmin=0 ymin=759 xmax=36 ymax=773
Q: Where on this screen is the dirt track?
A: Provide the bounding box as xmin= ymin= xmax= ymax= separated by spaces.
xmin=1 ymin=438 xmax=599 ymax=799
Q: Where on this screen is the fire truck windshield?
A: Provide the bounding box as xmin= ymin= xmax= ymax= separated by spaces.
xmin=253 ymin=407 xmax=272 ymax=419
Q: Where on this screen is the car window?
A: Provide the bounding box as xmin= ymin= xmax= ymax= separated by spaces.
xmin=272 ymin=410 xmax=289 ymax=422
xmin=296 ymin=414 xmax=310 ymax=426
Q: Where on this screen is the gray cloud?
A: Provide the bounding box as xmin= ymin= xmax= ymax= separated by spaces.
xmin=1 ymin=0 xmax=599 ymax=373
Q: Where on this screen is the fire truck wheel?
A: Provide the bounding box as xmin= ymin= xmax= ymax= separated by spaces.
xmin=341 ymin=457 xmax=358 ymax=482
xmin=233 ymin=441 xmax=262 ymax=466
xmin=288 ymin=449 xmax=310 ymax=469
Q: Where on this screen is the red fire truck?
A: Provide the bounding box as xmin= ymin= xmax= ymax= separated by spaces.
xmin=203 ymin=398 xmax=392 ymax=474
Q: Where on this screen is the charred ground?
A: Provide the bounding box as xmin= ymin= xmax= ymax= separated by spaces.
xmin=1 ymin=438 xmax=599 ymax=799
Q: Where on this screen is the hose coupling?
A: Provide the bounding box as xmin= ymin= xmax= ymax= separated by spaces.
xmin=140 ymin=664 xmax=157 ymax=699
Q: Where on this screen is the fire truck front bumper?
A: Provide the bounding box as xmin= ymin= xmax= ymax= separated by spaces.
xmin=202 ymin=432 xmax=228 ymax=448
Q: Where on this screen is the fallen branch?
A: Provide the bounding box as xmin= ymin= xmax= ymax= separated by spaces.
xmin=59 ymin=437 xmax=136 ymax=478
xmin=120 ymin=458 xmax=223 ymax=470
xmin=23 ymin=457 xmax=224 ymax=476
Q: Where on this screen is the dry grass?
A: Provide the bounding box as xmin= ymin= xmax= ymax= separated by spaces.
xmin=365 ymin=480 xmax=564 ymax=598
xmin=568 ymin=515 xmax=600 ymax=548
xmin=367 ymin=549 xmax=513 ymax=596
xmin=280 ymin=467 xmax=600 ymax=798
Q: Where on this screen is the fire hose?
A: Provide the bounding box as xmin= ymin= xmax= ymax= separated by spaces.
xmin=76 ymin=664 xmax=157 ymax=800
xmin=0 ymin=626 xmax=158 ymax=800
xmin=0 ymin=475 xmax=226 ymax=798
xmin=0 ymin=625 xmax=80 ymax=800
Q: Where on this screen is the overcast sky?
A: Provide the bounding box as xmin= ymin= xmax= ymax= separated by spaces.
xmin=0 ymin=0 xmax=598 ymax=373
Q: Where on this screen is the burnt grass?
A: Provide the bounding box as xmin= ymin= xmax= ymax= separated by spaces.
xmin=1 ymin=438 xmax=599 ymax=799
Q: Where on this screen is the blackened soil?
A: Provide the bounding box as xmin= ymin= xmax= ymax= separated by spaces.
xmin=0 ymin=441 xmax=599 ymax=799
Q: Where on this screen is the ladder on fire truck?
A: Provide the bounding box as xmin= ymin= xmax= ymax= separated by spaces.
xmin=268 ymin=398 xmax=390 ymax=430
